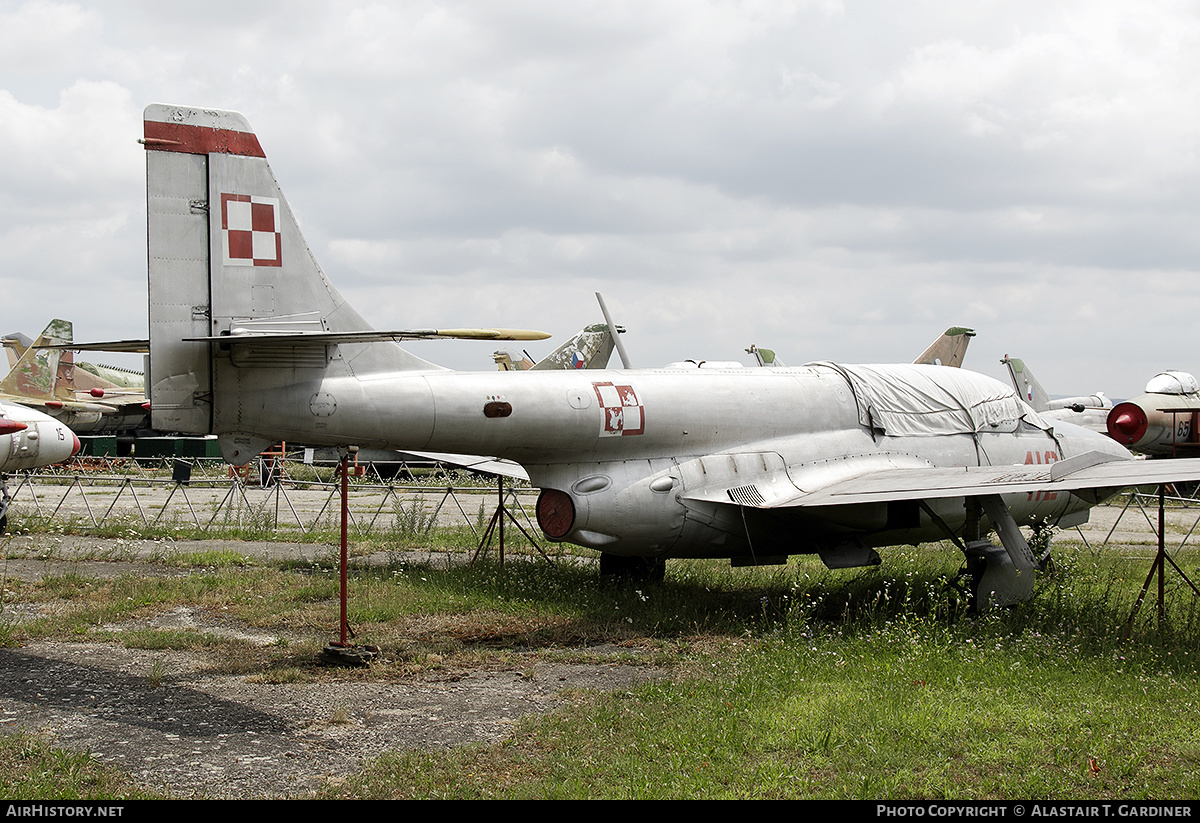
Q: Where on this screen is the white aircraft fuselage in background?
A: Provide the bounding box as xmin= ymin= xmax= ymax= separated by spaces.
xmin=0 ymin=401 xmax=79 ymax=473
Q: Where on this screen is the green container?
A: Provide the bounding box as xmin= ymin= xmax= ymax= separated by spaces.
xmin=130 ymin=437 xmax=221 ymax=458
xmin=80 ymin=436 xmax=119 ymax=457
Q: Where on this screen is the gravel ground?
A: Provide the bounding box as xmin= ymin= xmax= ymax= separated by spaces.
xmin=0 ymin=534 xmax=656 ymax=799
xmin=0 ymin=636 xmax=651 ymax=798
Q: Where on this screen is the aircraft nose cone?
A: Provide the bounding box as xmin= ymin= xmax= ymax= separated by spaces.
xmin=1107 ymin=402 xmax=1148 ymax=445
xmin=71 ymin=433 xmax=81 ymax=457
xmin=1110 ymin=412 xmax=1136 ymax=436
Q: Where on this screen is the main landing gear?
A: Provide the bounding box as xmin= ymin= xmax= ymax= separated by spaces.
xmin=931 ymin=495 xmax=1042 ymax=613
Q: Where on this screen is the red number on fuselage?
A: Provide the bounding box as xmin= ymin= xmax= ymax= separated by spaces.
xmin=1025 ymin=450 xmax=1059 ymax=500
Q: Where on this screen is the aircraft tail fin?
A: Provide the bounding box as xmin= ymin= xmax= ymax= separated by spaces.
xmin=1002 ymin=355 xmax=1050 ymax=411
xmin=2 ymin=331 xmax=34 ymax=372
xmin=530 ymin=323 xmax=620 ymax=370
xmin=493 ymin=350 xmax=536 ymax=371
xmin=492 ymin=322 xmax=620 ymax=371
xmin=144 ymin=104 xmax=438 ymax=437
xmin=0 ymin=320 xmax=72 ymax=400
xmin=746 ymin=345 xmax=786 ymax=368
xmin=913 ymin=326 xmax=975 ymax=368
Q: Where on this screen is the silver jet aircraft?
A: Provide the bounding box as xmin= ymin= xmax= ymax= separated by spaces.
xmin=0 ymin=403 xmax=79 ymax=474
xmin=140 ymin=104 xmax=1200 ymax=610
xmin=0 ymin=319 xmax=149 ymax=434
xmin=0 ymin=401 xmax=80 ymax=531
xmin=1107 ymin=371 xmax=1200 ymax=456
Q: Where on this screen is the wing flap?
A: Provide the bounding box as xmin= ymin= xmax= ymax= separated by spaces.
xmin=677 ymin=450 xmax=936 ymax=508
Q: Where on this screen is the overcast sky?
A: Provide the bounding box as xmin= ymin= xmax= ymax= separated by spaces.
xmin=2 ymin=0 xmax=1199 ymax=399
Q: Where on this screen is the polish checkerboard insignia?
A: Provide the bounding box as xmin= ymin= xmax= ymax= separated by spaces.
xmin=222 ymin=193 xmax=282 ymax=267
xmin=593 ymin=381 xmax=644 ymax=436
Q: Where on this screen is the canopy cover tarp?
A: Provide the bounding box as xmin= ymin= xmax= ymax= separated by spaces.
xmin=810 ymin=362 xmax=1050 ymax=438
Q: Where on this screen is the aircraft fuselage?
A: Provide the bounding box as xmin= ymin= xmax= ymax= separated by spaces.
xmin=214 ymin=362 xmax=1125 ymax=560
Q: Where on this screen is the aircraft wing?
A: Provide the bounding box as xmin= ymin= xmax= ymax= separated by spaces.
xmin=183 ymin=329 xmax=550 ymax=345
xmin=678 ymin=451 xmax=1200 ymax=509
xmin=55 ymin=331 xmax=551 ymax=352
xmin=45 ymin=340 xmax=150 ymax=353
xmin=0 ymin=394 xmax=115 ymax=416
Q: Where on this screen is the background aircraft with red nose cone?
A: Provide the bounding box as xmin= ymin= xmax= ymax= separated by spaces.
xmin=1107 ymin=371 xmax=1200 ymax=457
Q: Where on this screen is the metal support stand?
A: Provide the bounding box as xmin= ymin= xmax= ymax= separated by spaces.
xmin=322 ymin=451 xmax=377 ymax=667
xmin=0 ymin=475 xmax=12 ymax=533
xmin=471 ymin=475 xmax=552 ymax=566
xmin=1125 ymin=485 xmax=1200 ymax=637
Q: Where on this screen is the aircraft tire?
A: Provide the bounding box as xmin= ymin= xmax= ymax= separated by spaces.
xmin=1030 ymin=523 xmax=1055 ymax=575
xmin=598 ymin=553 xmax=666 ymax=583
xmin=964 ymin=554 xmax=988 ymax=614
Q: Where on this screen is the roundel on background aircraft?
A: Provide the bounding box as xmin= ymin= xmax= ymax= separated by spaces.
xmin=571 ymin=351 xmax=586 ymax=369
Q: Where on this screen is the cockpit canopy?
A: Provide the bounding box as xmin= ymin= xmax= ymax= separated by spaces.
xmin=1145 ymin=371 xmax=1199 ymax=396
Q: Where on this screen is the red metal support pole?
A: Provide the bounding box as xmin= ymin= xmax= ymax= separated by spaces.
xmin=321 ymin=449 xmax=375 ymax=665
xmin=1158 ymin=485 xmax=1166 ymax=626
xmin=340 ymin=452 xmax=349 ymax=646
